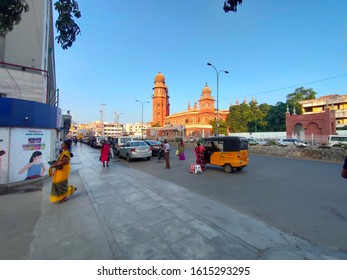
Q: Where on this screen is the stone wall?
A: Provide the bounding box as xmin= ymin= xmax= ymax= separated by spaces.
xmin=170 ymin=141 xmax=347 ymax=162
xmin=249 ymin=145 xmax=347 ymax=162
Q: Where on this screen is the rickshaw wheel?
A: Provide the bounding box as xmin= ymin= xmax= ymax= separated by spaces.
xmin=224 ymin=164 xmax=233 ymax=173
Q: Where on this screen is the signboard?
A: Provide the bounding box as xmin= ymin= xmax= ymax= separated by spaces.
xmin=9 ymin=128 xmax=52 ymax=182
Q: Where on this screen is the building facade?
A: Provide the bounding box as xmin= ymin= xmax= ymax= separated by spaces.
xmin=284 ymin=94 xmax=347 ymax=143
xmin=149 ymin=72 xmax=229 ymax=140
xmin=300 ymin=94 xmax=347 ymax=128
xmin=0 ymin=0 xmax=59 ymax=184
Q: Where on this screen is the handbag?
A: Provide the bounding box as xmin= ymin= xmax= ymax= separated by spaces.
xmin=176 ymin=150 xmax=179 ymax=156
xmin=190 ymin=163 xmax=202 ymax=174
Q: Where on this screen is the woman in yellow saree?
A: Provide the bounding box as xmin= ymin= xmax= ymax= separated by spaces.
xmin=49 ymin=140 xmax=77 ymax=204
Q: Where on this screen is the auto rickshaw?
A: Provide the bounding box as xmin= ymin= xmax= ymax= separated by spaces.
xmin=201 ymin=136 xmax=249 ymax=173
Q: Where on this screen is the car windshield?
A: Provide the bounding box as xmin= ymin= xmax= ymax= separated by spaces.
xmin=120 ymin=138 xmax=131 ymax=143
xmin=146 ymin=140 xmax=161 ymax=145
xmin=131 ymin=142 xmax=147 ymax=147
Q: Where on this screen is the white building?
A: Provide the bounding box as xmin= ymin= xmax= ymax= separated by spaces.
xmin=0 ymin=0 xmax=59 ymax=184
xmin=124 ymin=122 xmax=148 ymax=138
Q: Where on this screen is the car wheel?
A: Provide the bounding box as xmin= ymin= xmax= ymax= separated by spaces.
xmin=224 ymin=164 xmax=232 ymax=173
xmin=146 ymin=157 xmax=151 ymax=160
xmin=126 ymin=154 xmax=131 ymax=162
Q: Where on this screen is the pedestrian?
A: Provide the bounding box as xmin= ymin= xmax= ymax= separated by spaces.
xmin=211 ymin=141 xmax=220 ymax=152
xmin=194 ymin=142 xmax=206 ymax=171
xmin=49 ymin=140 xmax=77 ymax=204
xmin=177 ymin=138 xmax=186 ymax=160
xmin=100 ymin=140 xmax=110 ymax=167
xmin=108 ymin=138 xmax=115 ymax=158
xmin=158 ymin=141 xmax=165 ymax=160
xmin=341 ymin=157 xmax=347 ymax=178
xmin=163 ymin=139 xmax=171 ymax=169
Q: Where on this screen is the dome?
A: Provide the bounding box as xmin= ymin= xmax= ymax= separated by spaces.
xmin=154 ymin=72 xmax=165 ymax=83
xmin=202 ymin=83 xmax=212 ymax=95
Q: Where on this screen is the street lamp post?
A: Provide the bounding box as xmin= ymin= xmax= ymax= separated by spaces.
xmin=135 ymin=100 xmax=149 ymax=139
xmin=207 ymin=63 xmax=229 ymax=136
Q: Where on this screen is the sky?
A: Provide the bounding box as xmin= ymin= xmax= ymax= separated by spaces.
xmin=54 ymin=0 xmax=347 ymax=125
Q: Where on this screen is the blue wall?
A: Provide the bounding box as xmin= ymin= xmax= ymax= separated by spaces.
xmin=0 ymin=98 xmax=59 ymax=129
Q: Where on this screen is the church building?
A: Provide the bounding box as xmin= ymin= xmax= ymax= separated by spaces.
xmin=148 ymin=72 xmax=229 ymax=140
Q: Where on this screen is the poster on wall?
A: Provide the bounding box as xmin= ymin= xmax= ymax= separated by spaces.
xmin=9 ymin=128 xmax=52 ymax=183
xmin=0 ymin=128 xmax=10 ymax=184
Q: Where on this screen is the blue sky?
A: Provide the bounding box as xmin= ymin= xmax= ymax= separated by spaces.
xmin=55 ymin=0 xmax=347 ymax=124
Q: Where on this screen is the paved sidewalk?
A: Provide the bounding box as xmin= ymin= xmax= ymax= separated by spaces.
xmin=1 ymin=144 xmax=347 ymax=260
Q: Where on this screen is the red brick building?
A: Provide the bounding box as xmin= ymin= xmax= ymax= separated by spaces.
xmin=149 ymin=72 xmax=228 ymax=140
xmin=285 ymin=106 xmax=336 ymax=143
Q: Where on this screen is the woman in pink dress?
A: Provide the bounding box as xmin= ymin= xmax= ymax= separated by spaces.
xmin=194 ymin=142 xmax=205 ymax=171
xmin=100 ymin=140 xmax=110 ymax=167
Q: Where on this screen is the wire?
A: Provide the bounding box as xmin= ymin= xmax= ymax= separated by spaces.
xmin=222 ymin=74 xmax=347 ymax=104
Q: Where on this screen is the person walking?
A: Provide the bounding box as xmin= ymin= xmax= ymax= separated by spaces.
xmin=100 ymin=140 xmax=111 ymax=167
xmin=163 ymin=139 xmax=171 ymax=169
xmin=194 ymin=142 xmax=206 ymax=171
xmin=177 ymin=139 xmax=186 ymax=160
xmin=49 ymin=140 xmax=77 ymax=204
xmin=341 ymin=157 xmax=347 ymax=178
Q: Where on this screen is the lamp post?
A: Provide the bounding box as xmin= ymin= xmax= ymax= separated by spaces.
xmin=135 ymin=100 xmax=149 ymax=139
xmin=207 ymin=63 xmax=229 ymax=136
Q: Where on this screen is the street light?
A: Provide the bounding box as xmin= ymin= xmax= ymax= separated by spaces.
xmin=135 ymin=100 xmax=149 ymax=139
xmin=207 ymin=63 xmax=229 ymax=135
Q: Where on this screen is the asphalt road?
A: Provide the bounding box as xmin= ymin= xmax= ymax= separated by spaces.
xmin=117 ymin=147 xmax=347 ymax=250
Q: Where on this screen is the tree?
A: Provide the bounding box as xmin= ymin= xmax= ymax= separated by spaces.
xmin=0 ymin=0 xmax=29 ymax=34
xmin=227 ymin=102 xmax=252 ymax=133
xmin=54 ymin=0 xmax=81 ymax=50
xmin=223 ymin=0 xmax=243 ymax=13
xmin=209 ymin=119 xmax=228 ymax=136
xmin=265 ymin=102 xmax=287 ymax=131
xmin=0 ymin=0 xmax=81 ymax=50
xmin=286 ymin=87 xmax=317 ymax=115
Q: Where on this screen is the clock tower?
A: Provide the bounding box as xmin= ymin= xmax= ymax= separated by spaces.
xmin=152 ymin=72 xmax=170 ymax=126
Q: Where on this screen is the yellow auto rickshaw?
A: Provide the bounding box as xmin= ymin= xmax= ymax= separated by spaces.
xmin=202 ymin=136 xmax=249 ymax=173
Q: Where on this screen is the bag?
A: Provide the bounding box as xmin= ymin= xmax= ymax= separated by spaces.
xmin=176 ymin=150 xmax=179 ymax=156
xmin=190 ymin=163 xmax=203 ymax=174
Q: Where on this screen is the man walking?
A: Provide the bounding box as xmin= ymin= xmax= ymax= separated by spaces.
xmin=163 ymin=139 xmax=171 ymax=169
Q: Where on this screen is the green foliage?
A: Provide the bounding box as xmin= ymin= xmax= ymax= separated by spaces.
xmin=54 ymin=0 xmax=81 ymax=50
xmin=286 ymin=87 xmax=317 ymax=115
xmin=0 ymin=0 xmax=29 ymax=34
xmin=0 ymin=0 xmax=81 ymax=49
xmin=223 ymin=0 xmax=243 ymax=13
xmin=265 ymin=102 xmax=287 ymax=131
xmin=209 ymin=119 xmax=228 ymax=135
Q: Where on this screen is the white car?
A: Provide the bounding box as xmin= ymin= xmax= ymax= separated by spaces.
xmin=279 ymin=138 xmax=307 ymax=147
xmin=118 ymin=140 xmax=152 ymax=162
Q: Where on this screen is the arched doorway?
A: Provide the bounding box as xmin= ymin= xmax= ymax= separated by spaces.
xmin=306 ymin=122 xmax=322 ymax=143
xmin=293 ymin=123 xmax=304 ymax=139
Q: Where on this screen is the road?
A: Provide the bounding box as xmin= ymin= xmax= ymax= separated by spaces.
xmin=116 ymin=147 xmax=347 ymax=249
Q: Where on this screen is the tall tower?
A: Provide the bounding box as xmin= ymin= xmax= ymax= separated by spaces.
xmin=152 ymin=72 xmax=170 ymax=126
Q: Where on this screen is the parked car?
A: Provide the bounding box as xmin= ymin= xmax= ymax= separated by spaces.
xmin=247 ymin=138 xmax=260 ymax=145
xmin=111 ymin=136 xmax=133 ymax=155
xmin=90 ymin=136 xmax=105 ymax=148
xmin=279 ymin=138 xmax=308 ymax=147
xmin=118 ymin=140 xmax=152 ymax=161
xmin=144 ymin=140 xmax=162 ymax=156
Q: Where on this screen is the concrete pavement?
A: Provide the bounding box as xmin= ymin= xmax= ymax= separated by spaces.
xmin=1 ymin=143 xmax=347 ymax=260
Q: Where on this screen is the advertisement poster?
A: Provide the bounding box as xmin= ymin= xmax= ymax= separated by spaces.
xmin=9 ymin=128 xmax=52 ymax=183
xmin=0 ymin=128 xmax=10 ymax=184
